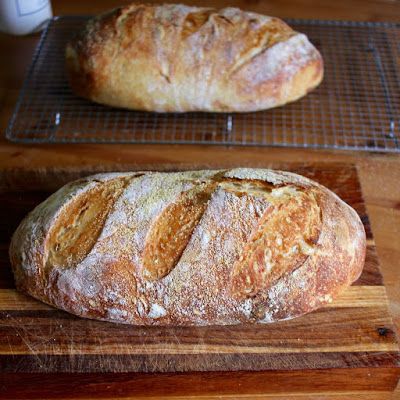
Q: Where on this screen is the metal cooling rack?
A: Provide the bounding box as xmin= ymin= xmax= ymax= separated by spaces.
xmin=5 ymin=17 xmax=400 ymax=151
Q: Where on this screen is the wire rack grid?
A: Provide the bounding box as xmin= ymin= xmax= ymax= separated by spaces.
xmin=5 ymin=17 xmax=400 ymax=151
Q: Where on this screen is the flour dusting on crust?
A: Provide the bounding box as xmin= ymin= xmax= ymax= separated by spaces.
xmin=10 ymin=169 xmax=366 ymax=325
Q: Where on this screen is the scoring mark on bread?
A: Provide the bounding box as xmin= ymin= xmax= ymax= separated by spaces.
xmin=45 ymin=176 xmax=134 ymax=272
xmin=228 ymin=18 xmax=295 ymax=77
xmin=142 ymin=181 xmax=216 ymax=280
xmin=231 ymin=187 xmax=322 ymax=299
xmin=181 ymin=10 xmax=213 ymax=39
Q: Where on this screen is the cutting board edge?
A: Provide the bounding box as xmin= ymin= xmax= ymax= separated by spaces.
xmin=1 ymin=366 xmax=400 ymax=398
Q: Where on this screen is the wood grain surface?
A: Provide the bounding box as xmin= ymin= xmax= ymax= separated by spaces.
xmin=50 ymin=0 xmax=400 ymax=21
xmin=1 ymin=0 xmax=400 ymax=399
xmin=0 ymin=163 xmax=399 ymax=399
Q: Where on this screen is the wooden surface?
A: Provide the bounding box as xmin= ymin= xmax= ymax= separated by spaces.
xmin=1 ymin=0 xmax=400 ymax=399
xmin=0 ymin=163 xmax=399 ymax=399
xmin=50 ymin=0 xmax=400 ymax=21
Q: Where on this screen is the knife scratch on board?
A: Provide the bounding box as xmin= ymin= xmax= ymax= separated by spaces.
xmin=6 ymin=313 xmax=47 ymax=371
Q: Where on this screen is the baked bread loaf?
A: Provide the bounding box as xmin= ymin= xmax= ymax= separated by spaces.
xmin=10 ymin=169 xmax=365 ymax=325
xmin=65 ymin=3 xmax=323 ymax=112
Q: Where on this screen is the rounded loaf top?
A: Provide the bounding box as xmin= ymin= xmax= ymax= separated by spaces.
xmin=10 ymin=169 xmax=365 ymax=326
xmin=65 ymin=3 xmax=323 ymax=112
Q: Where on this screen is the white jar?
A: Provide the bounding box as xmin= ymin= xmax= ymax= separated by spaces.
xmin=0 ymin=0 xmax=52 ymax=35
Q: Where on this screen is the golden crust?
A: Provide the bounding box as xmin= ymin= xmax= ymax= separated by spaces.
xmin=65 ymin=4 xmax=323 ymax=112
xmin=10 ymin=169 xmax=365 ymax=325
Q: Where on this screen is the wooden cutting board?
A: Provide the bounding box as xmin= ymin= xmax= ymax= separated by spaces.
xmin=0 ymin=163 xmax=399 ymax=399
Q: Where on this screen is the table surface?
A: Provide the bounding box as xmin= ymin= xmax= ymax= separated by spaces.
xmin=0 ymin=0 xmax=399 ymax=398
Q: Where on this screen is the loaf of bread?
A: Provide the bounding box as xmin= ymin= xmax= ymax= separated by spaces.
xmin=10 ymin=169 xmax=365 ymax=325
xmin=65 ymin=3 xmax=323 ymax=112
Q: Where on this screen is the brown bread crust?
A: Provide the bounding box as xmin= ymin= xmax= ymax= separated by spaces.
xmin=65 ymin=3 xmax=323 ymax=112
xmin=9 ymin=169 xmax=366 ymax=325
